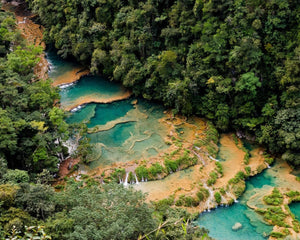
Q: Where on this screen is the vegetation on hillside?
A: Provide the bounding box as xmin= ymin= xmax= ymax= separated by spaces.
xmin=27 ymin=0 xmax=300 ymax=166
xmin=0 ymin=7 xmax=69 ymax=175
xmin=0 ymin=6 xmax=211 ymax=239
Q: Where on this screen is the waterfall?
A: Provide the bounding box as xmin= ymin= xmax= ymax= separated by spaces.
xmin=141 ymin=176 xmax=144 ymax=182
xmin=134 ymin=174 xmax=139 ymax=184
xmin=209 ymin=155 xmax=220 ymax=162
xmin=265 ymin=162 xmax=271 ymax=168
xmin=221 ymin=195 xmax=227 ymax=204
xmin=119 ymin=177 xmax=123 ymax=184
xmin=226 ymin=191 xmax=238 ymax=203
xmin=123 ymin=172 xmax=129 ymax=186
xmin=191 ymin=149 xmax=206 ymax=165
xmin=204 ymin=183 xmax=214 ymax=211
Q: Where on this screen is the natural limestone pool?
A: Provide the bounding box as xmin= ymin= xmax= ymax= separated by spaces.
xmin=197 ymin=169 xmax=275 ymax=240
xmin=47 ymin=50 xmax=169 ymax=168
xmin=47 ymin=50 xmax=300 ymax=240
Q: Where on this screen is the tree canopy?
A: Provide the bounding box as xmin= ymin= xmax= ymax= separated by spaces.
xmin=27 ymin=0 xmax=300 ymax=165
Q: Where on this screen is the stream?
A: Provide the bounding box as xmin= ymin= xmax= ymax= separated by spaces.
xmin=47 ymin=49 xmax=300 ymax=240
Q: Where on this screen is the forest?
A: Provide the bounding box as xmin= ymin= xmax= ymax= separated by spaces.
xmin=0 ymin=3 xmax=211 ymax=239
xmin=26 ymin=0 xmax=300 ymax=166
xmin=0 ymin=0 xmax=299 ymax=239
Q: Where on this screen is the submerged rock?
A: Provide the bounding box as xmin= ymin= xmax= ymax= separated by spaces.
xmin=232 ymin=222 xmax=242 ymax=231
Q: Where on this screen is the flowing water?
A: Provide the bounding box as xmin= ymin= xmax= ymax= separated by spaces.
xmin=197 ymin=169 xmax=275 ymax=240
xmin=47 ymin=49 xmax=299 ymax=239
xmin=47 ymin=50 xmax=169 ymax=168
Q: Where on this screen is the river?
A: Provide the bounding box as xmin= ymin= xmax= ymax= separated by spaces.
xmin=47 ymin=49 xmax=300 ymax=240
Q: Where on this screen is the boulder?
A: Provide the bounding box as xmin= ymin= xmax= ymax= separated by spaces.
xmin=232 ymin=222 xmax=242 ymax=231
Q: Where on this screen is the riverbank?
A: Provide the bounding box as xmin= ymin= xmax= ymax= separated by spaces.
xmin=2 ymin=1 xmax=48 ymax=80
xmin=52 ymin=68 xmax=90 ymax=87
xmin=8 ymin=4 xmax=299 ymax=239
xmin=63 ymin=91 xmax=132 ymax=111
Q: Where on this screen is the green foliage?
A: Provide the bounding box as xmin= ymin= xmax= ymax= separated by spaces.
xmin=263 ymin=207 xmax=288 ymax=227
xmin=15 ymin=183 xmax=56 ymax=220
xmin=244 ymin=166 xmax=251 ymax=176
xmin=220 ymin=188 xmax=226 ymax=195
xmin=6 ymin=45 xmax=42 ymax=75
xmin=264 ymin=153 xmax=274 ymax=165
xmin=153 ymin=195 xmax=175 ymax=212
xmin=214 ymin=192 xmax=221 ymax=204
xmin=164 ymin=159 xmax=179 ymax=173
xmin=196 ymin=188 xmax=210 ymax=202
xmin=27 ymin=0 xmax=300 ymax=166
xmin=228 ymin=171 xmax=246 ymax=184
xmin=264 ymin=188 xmax=283 ymax=206
xmin=148 ymin=163 xmax=164 ymax=178
xmin=111 ymin=168 xmax=126 ymax=183
xmin=135 ymin=165 xmax=148 ymax=180
xmin=243 ymin=151 xmax=250 ymax=165
xmin=286 ymin=191 xmax=300 ymax=198
xmin=177 ymin=195 xmax=199 ymax=208
xmin=0 ymin=184 xmax=19 ymax=208
xmin=215 ymin=162 xmax=223 ymax=176
xmin=269 ymin=231 xmax=286 ymax=238
xmin=207 ymin=172 xmax=218 ymax=186
xmin=3 ymin=169 xmax=29 ymax=184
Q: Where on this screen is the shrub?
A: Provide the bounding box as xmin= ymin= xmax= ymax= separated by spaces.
xmin=111 ymin=168 xmax=126 ymax=183
xmin=175 ymin=199 xmax=183 ymax=206
xmin=164 ymin=159 xmax=179 ymax=173
xmin=3 ymin=170 xmax=29 ymax=184
xmin=232 ymin=134 xmax=239 ymax=146
xmin=135 ymin=165 xmax=148 ymax=180
xmin=214 ymin=192 xmax=221 ymax=204
xmin=243 ymin=151 xmax=250 ymax=164
xmin=207 ymin=171 xmax=218 ymax=186
xmin=264 ymin=188 xmax=283 ymax=206
xmin=154 ymin=196 xmax=174 ymax=211
xmin=196 ymin=188 xmax=209 ymax=201
xmin=220 ymin=188 xmax=226 ymax=195
xmin=264 ymin=207 xmax=287 ymax=227
xmin=286 ymin=191 xmax=300 ymax=198
xmin=215 ymin=162 xmax=223 ymax=176
xmin=229 ymin=171 xmax=245 ymax=184
xmin=148 ymin=163 xmax=164 ymax=177
xmin=183 ymin=196 xmax=199 ymax=207
xmin=244 ymin=166 xmax=251 ymax=176
xmin=270 ymin=232 xmax=286 ymax=238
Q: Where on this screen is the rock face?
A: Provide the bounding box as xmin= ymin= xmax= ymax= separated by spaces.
xmin=232 ymin=222 xmax=242 ymax=231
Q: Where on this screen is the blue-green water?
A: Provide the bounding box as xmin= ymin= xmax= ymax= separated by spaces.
xmin=59 ymin=75 xmax=125 ymax=110
xmin=47 ymin=49 xmax=79 ymax=79
xmin=87 ymin=99 xmax=134 ymax=127
xmin=47 ymin=51 xmax=168 ymax=167
xmin=197 ymin=169 xmax=275 ymax=240
xmin=290 ymin=202 xmax=300 ymax=221
xmin=48 ymin=50 xmax=298 ymax=239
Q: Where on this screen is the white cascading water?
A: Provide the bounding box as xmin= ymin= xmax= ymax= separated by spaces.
xmin=123 ymin=172 xmax=129 ymax=186
xmin=134 ymin=174 xmax=139 ymax=184
xmin=204 ymin=183 xmax=214 ymax=212
xmin=226 ymin=191 xmax=238 ymax=203
xmin=208 ymin=155 xmax=220 ymax=162
xmin=265 ymin=162 xmax=271 ymax=168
